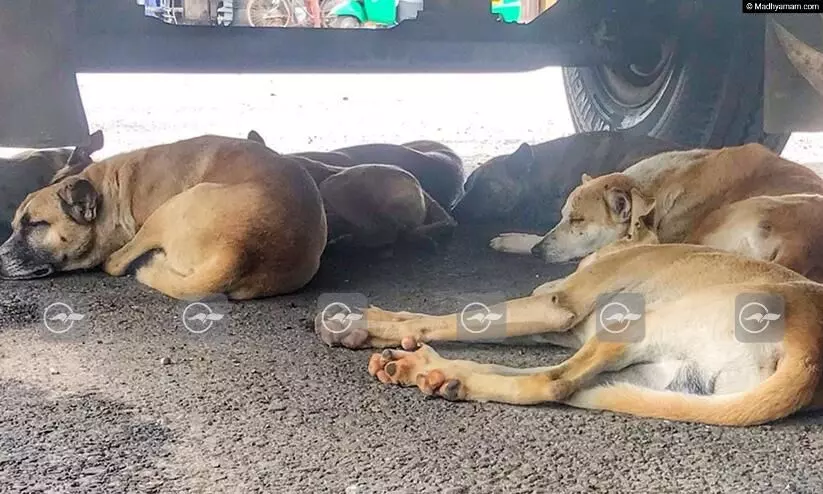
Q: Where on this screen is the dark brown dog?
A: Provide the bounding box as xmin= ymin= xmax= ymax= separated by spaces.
xmin=452 ymin=131 xmax=686 ymax=230
xmin=248 ymin=130 xmax=456 ymax=250
xmin=290 ymin=139 xmax=464 ymax=209
xmin=0 ymin=130 xmax=104 ymax=241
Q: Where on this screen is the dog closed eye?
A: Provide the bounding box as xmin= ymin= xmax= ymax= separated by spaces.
xmin=20 ymin=215 xmax=50 ymax=229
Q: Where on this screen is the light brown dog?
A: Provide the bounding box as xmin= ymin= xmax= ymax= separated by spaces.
xmin=690 ymin=193 xmax=823 ymax=281
xmin=0 ymin=130 xmax=104 ymax=240
xmin=315 ymin=198 xmax=823 ymax=426
xmin=248 ymin=130 xmax=457 ymax=250
xmin=494 ymin=144 xmax=823 ymax=277
xmin=0 ymin=135 xmax=326 ymax=300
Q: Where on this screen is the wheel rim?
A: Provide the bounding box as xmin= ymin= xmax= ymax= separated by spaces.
xmin=589 ymin=38 xmax=678 ymax=128
xmin=247 ymin=0 xmax=292 ymax=27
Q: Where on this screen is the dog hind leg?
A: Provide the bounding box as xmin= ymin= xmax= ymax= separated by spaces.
xmin=414 ymin=192 xmax=457 ymax=239
xmin=133 ymin=251 xmax=239 ymax=301
xmin=367 ymin=336 xmax=629 ymax=404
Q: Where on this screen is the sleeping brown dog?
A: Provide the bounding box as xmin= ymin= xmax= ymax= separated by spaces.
xmin=291 ymin=139 xmax=465 ymax=209
xmin=0 ymin=134 xmax=326 ymax=300
xmin=248 ymin=130 xmax=456 ymax=250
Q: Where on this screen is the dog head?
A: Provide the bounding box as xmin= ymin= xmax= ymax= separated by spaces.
xmin=0 ymin=176 xmax=103 ymax=279
xmin=451 ymin=142 xmax=534 ymax=221
xmin=530 ymin=172 xmax=642 ymax=263
xmin=576 ymin=188 xmax=657 ymax=270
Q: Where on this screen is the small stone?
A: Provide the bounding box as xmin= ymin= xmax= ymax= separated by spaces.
xmin=49 ymin=368 xmax=59 ymax=375
xmin=160 ymin=357 xmax=172 ymax=366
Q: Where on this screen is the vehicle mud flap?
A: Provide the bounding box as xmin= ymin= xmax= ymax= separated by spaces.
xmin=0 ymin=0 xmax=91 ymax=148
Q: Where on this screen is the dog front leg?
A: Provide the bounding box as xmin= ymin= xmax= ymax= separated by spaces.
xmin=315 ymin=293 xmax=578 ymax=349
xmin=489 ymin=233 xmax=543 ymax=255
xmin=367 ymin=337 xmax=628 ymax=405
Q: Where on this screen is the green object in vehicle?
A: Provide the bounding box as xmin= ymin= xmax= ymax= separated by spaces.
xmin=490 ymin=0 xmax=520 ymax=23
xmin=364 ymin=0 xmax=397 ymax=24
xmin=331 ymin=0 xmax=398 ymax=26
xmin=330 ymin=0 xmax=367 ymax=23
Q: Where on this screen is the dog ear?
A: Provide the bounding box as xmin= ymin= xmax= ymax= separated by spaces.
xmin=87 ymin=130 xmax=104 ymax=154
xmin=57 ymin=178 xmax=100 ymax=225
xmin=606 ymin=188 xmax=632 ymax=223
xmin=247 ymin=130 xmax=266 ymax=145
xmin=52 ymin=130 xmax=105 ymax=184
xmin=68 ymin=129 xmax=105 ymax=166
xmin=581 ymin=173 xmax=592 ymax=183
xmin=630 ymin=188 xmax=656 ymax=229
xmin=505 ymin=142 xmax=534 ymax=174
xmin=630 ymin=188 xmax=655 ymax=218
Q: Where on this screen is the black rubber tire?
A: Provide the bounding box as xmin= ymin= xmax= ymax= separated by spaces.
xmin=562 ymin=12 xmax=790 ymax=153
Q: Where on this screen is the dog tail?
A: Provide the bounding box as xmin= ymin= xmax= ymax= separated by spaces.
xmin=565 ymin=345 xmax=820 ymax=426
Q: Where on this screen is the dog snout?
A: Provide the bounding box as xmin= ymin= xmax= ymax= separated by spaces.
xmin=0 ymin=233 xmax=52 ymax=280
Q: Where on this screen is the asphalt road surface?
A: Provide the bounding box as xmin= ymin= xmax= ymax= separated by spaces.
xmin=2 ymin=69 xmax=823 ymax=493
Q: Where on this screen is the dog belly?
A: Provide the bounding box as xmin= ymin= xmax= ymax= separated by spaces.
xmin=584 ymin=290 xmax=783 ymax=396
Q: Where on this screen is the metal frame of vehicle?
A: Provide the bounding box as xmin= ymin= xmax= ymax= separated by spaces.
xmin=1 ymin=0 xmax=821 ymax=149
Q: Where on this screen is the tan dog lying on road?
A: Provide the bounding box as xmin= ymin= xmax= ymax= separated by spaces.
xmin=453 ymin=130 xmax=686 ymax=230
xmin=493 ymin=143 xmax=823 ymax=280
xmin=249 ymin=130 xmax=457 ymax=250
xmin=690 ymin=194 xmax=823 ymax=282
xmin=291 ymin=139 xmax=465 ymax=209
xmin=0 ymin=135 xmax=326 ymax=300
xmin=316 ymin=197 xmax=823 ymax=426
xmin=0 ymin=130 xmax=104 ymax=241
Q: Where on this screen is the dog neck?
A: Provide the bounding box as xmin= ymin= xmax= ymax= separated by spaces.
xmin=80 ymin=163 xmax=140 ymax=259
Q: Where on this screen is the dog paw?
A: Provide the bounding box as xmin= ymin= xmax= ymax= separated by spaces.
xmin=367 ymin=344 xmax=467 ymax=401
xmin=314 ymin=304 xmax=370 ymax=349
xmin=489 ymin=233 xmax=538 ymax=254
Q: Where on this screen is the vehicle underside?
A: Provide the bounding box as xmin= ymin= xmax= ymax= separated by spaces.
xmin=2 ymin=1 xmax=823 ymax=152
